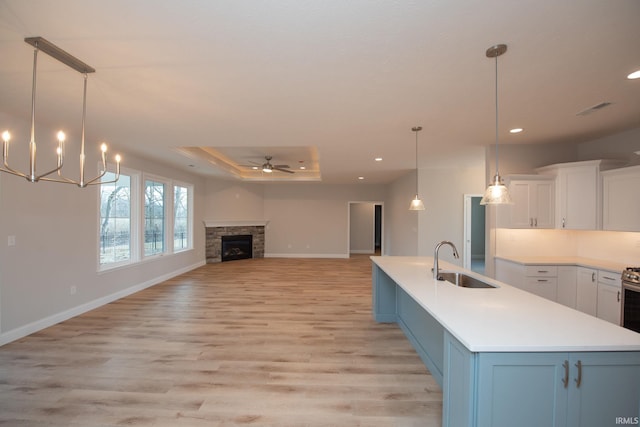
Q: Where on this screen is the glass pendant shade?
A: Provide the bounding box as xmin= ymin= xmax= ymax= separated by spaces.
xmin=409 ymin=195 xmax=425 ymax=211
xmin=480 ymin=174 xmax=513 ymax=205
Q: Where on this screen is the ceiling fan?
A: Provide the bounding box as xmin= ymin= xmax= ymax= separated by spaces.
xmin=246 ymin=156 xmax=294 ymax=174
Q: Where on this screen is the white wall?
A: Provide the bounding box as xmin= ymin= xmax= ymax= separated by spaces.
xmin=349 ymin=202 xmax=375 ymax=254
xmin=417 ymin=165 xmax=486 ymax=265
xmin=0 ymin=152 xmax=206 ymax=343
xmin=203 ymin=180 xmax=387 ymax=258
xmin=384 ymin=170 xmax=419 ymax=256
xmin=496 ymin=229 xmax=640 ymax=267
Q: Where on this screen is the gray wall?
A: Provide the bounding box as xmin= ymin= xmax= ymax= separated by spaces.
xmin=349 ymin=202 xmax=375 ymax=254
xmin=203 ymin=181 xmax=387 ymax=258
xmin=0 ymin=151 xmax=206 ymax=343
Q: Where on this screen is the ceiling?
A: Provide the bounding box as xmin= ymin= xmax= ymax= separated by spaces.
xmin=0 ymin=0 xmax=639 ymax=184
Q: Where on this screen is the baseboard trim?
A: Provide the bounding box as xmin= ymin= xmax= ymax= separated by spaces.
xmin=0 ymin=260 xmax=205 ymax=347
xmin=265 ymin=253 xmax=349 ymax=259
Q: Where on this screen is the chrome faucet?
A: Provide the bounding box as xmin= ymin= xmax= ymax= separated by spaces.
xmin=433 ymin=241 xmax=460 ymax=280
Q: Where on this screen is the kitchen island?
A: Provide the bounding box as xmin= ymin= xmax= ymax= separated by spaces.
xmin=371 ymin=256 xmax=640 ymax=427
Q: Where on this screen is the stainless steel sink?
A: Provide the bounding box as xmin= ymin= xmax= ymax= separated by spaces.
xmin=437 ymin=271 xmax=497 ymax=289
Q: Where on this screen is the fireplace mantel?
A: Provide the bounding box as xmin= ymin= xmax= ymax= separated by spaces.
xmin=203 ymin=220 xmax=269 ymax=228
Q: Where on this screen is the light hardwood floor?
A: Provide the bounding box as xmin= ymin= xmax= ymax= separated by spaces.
xmin=0 ymin=256 xmax=442 ymax=426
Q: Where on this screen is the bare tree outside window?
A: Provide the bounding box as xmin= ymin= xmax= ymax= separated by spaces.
xmin=144 ymin=180 xmax=165 ymax=256
xmin=100 ymin=173 xmax=131 ymax=265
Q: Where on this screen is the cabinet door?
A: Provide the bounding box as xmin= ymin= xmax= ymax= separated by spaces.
xmin=558 ymin=166 xmax=597 ymax=230
xmin=596 ymin=283 xmax=622 ymax=325
xmin=557 ymin=266 xmax=577 ymax=309
xmin=509 ymin=181 xmax=534 ymax=228
xmin=567 ymin=353 xmax=640 ymax=427
xmin=603 ymin=167 xmax=640 ymax=231
xmin=533 ymin=180 xmax=555 ymax=228
xmin=476 ymin=353 xmax=567 ymax=427
xmin=576 ymin=267 xmax=597 ymax=316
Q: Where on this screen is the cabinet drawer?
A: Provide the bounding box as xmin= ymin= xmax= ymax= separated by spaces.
xmin=525 ymin=266 xmax=558 ymax=277
xmin=523 ymin=277 xmax=558 ymax=301
xmin=597 ymin=270 xmax=621 ymax=285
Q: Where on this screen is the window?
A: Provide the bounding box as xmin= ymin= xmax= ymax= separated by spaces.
xmin=99 ymin=169 xmax=193 ymax=270
xmin=174 ymin=184 xmax=192 ymax=251
xmin=144 ymin=179 xmax=165 ymax=256
xmin=99 ymin=172 xmax=132 ymax=266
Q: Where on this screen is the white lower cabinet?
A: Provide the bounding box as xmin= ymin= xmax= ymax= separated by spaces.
xmin=523 ymin=265 xmax=558 ymax=301
xmin=496 ymin=261 xmax=623 ymax=322
xmin=494 ymin=259 xmax=558 ymax=300
xmin=576 ymin=267 xmax=598 ymax=316
xmin=596 ymin=271 xmax=622 ymax=325
xmin=444 ymin=333 xmax=640 ymax=427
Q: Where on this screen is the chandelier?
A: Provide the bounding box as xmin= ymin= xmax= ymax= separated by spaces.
xmin=1 ymin=37 xmax=120 ymax=187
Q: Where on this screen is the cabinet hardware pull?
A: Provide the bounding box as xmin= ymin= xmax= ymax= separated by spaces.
xmin=562 ymin=218 xmax=566 ymax=228
xmin=537 ymin=279 xmax=548 ymax=282
xmin=617 ymin=291 xmax=621 ymax=302
xmin=602 ymin=276 xmax=615 ymax=281
xmin=530 ymin=218 xmax=533 ymax=227
xmin=591 ymin=272 xmax=596 ymax=282
xmin=574 ymin=360 xmax=582 ymax=388
xmin=538 ymin=270 xmax=548 ymax=273
xmin=562 ymin=360 xmax=569 ymax=388
xmin=534 ymin=218 xmax=538 ymax=227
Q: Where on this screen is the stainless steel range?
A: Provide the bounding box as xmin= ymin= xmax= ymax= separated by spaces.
xmin=621 ymin=267 xmax=640 ymax=333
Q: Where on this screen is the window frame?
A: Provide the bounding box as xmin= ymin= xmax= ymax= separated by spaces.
xmin=97 ymin=165 xmax=140 ymax=272
xmin=172 ymin=181 xmax=193 ymax=253
xmin=142 ymin=174 xmax=170 ymax=259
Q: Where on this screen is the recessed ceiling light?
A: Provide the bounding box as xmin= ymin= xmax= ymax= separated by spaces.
xmin=358 ymin=176 xmax=364 ymax=180
xmin=627 ymin=69 xmax=640 ymax=80
xmin=375 ymin=157 xmax=383 ymax=162
xmin=252 ymin=166 xmax=259 ymax=170
xmin=509 ymin=128 xmax=523 ymax=134
xmin=299 ymin=166 xmax=306 ymax=170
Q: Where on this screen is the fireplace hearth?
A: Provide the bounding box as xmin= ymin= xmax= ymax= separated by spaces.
xmin=221 ymin=234 xmax=253 ymax=262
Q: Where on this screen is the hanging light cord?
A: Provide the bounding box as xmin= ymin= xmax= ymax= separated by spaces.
xmin=494 ymin=52 xmax=499 ymax=177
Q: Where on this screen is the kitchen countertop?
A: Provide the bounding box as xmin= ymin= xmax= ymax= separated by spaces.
xmin=494 ymin=255 xmax=627 ymax=273
xmin=371 ymin=256 xmax=640 ymax=353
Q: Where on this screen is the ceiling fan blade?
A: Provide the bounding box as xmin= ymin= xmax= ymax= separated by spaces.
xmin=273 ymin=164 xmax=290 ymax=169
xmin=273 ymin=167 xmax=294 ymax=173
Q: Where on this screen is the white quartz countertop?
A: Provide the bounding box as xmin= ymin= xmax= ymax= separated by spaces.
xmin=371 ymin=256 xmax=640 ymax=353
xmin=494 ymin=255 xmax=627 ymax=273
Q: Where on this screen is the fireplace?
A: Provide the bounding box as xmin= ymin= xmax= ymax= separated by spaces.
xmin=204 ymin=221 xmax=266 ymax=263
xmin=221 ymin=234 xmax=253 ymax=262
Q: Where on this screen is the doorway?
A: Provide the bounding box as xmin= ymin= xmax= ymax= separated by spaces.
xmin=348 ymin=202 xmax=383 ymax=256
xmin=463 ymin=195 xmax=486 ymax=274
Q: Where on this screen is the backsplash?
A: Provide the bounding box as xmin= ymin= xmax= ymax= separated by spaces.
xmin=496 ymin=228 xmax=640 ymax=266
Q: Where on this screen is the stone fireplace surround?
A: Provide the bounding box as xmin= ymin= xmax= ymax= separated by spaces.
xmin=204 ymin=221 xmax=266 ymax=263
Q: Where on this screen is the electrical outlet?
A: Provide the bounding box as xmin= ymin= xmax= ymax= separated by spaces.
xmin=7 ymin=235 xmax=15 ymax=246
xmin=70 ymin=286 xmax=77 ymax=295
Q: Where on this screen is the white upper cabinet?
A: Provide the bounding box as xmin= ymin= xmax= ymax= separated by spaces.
xmin=602 ymin=165 xmax=640 ymax=232
xmin=497 ymin=176 xmax=555 ymax=229
xmin=536 ymin=160 xmax=625 ymax=230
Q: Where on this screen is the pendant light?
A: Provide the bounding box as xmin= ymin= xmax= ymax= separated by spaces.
xmin=480 ymin=44 xmax=512 ymax=205
xmin=409 ymin=126 xmax=425 ymax=211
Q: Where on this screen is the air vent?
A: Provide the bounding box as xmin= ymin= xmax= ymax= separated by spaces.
xmin=576 ymin=102 xmax=613 ymax=116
